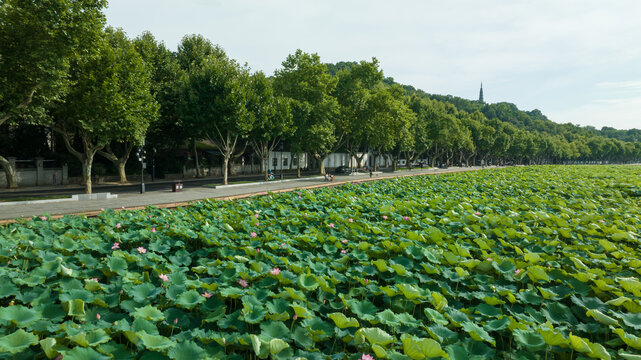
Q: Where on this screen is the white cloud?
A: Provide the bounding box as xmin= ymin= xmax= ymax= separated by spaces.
xmin=548 ymin=96 xmax=641 ymax=129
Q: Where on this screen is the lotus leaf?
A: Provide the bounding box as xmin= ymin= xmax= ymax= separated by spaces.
xmin=137 ymin=331 xmax=176 ymax=351
xmin=134 ymin=305 xmax=165 ymax=322
xmin=167 ymin=341 xmax=206 ymax=360
xmin=0 ymin=329 xmax=39 ymax=354
xmin=329 ymin=312 xmax=359 ymax=328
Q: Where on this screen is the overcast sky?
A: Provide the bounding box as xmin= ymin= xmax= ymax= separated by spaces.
xmin=105 ymin=0 xmax=641 ymax=130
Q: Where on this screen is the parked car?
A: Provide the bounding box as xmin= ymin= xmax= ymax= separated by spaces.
xmin=334 ymin=166 xmax=350 ymax=174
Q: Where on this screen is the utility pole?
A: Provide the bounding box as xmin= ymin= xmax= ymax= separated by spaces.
xmin=137 ymin=139 xmax=146 ymax=194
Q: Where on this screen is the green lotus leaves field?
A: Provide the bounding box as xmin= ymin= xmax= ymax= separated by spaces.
xmin=1 ymin=165 xmax=641 ymax=359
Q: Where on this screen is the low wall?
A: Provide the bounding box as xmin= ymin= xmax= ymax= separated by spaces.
xmin=0 ymin=158 xmax=68 ymax=187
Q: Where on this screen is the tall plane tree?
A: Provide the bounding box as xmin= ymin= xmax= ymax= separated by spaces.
xmin=50 ymin=27 xmax=158 ymax=194
xmin=0 ymin=0 xmax=106 ymax=188
xmin=181 ymin=54 xmax=252 ymax=185
xmin=274 ymin=50 xmax=339 ymax=176
xmin=247 ymin=72 xmax=294 ymax=181
xmin=176 ymin=34 xmax=226 ymax=177
xmin=334 ymin=59 xmax=384 ymax=169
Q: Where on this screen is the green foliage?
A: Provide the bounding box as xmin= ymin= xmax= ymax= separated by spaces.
xmin=0 ymin=165 xmax=640 ymax=358
xmin=273 ymin=50 xmax=339 ymax=162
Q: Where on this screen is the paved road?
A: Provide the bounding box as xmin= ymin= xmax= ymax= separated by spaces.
xmin=0 ymin=167 xmax=486 ymax=223
xmin=0 ymin=173 xmax=301 ymax=199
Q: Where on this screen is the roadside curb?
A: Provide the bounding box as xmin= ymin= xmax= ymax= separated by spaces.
xmin=214 ymin=176 xmax=324 ymax=189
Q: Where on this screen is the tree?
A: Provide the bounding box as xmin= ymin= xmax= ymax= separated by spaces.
xmin=273 ymin=50 xmax=339 ymax=175
xmin=334 ymin=59 xmax=384 ymax=169
xmin=247 ymin=72 xmax=294 ymax=181
xmin=50 ymin=27 xmax=158 ymax=194
xmin=365 ymin=85 xmax=414 ymax=171
xmin=133 ymin=32 xmax=184 ymax=157
xmin=180 ymin=54 xmax=252 ymax=185
xmin=175 ymin=34 xmax=227 ymax=177
xmin=0 ymin=0 xmax=106 ymax=188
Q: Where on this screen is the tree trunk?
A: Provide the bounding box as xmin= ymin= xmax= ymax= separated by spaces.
xmin=82 ymin=154 xmax=94 ymax=194
xmin=117 ymin=161 xmax=127 ymax=183
xmin=318 ymin=155 xmax=327 ymax=175
xmin=263 ymin=156 xmax=269 ymax=181
xmin=373 ymin=153 xmax=378 ymax=172
xmin=98 ymin=143 xmax=133 ymax=184
xmin=0 ymin=155 xmax=18 ymax=189
xmin=222 ymin=155 xmax=230 ymax=185
xmin=355 ymin=153 xmax=365 ymax=169
xmin=297 ymin=153 xmax=301 ymax=178
xmin=192 ymin=139 xmax=202 ymax=178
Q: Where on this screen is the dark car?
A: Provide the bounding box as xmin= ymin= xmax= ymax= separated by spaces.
xmin=334 ymin=166 xmax=350 ymax=174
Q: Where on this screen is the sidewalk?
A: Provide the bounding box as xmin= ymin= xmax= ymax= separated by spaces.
xmin=0 ymin=167 xmax=485 ymax=224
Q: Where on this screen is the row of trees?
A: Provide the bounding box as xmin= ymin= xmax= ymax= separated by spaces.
xmin=2 ymin=0 xmax=640 ymax=193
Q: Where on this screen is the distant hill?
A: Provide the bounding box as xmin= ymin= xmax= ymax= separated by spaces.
xmin=325 ymin=61 xmax=640 ymax=141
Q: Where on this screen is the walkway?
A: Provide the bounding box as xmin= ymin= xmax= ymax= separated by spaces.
xmin=0 ymin=167 xmax=487 ymax=224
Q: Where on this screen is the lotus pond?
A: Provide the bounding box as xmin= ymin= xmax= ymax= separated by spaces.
xmin=1 ymin=165 xmax=641 ymax=359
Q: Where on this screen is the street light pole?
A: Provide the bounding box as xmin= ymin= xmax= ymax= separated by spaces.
xmin=138 ymin=138 xmax=146 ymax=194
xmin=280 ymin=145 xmax=284 ymax=179
xmin=152 ymin=147 xmax=156 ymax=182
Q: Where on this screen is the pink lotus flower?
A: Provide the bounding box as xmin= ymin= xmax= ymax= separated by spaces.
xmin=173 ymin=318 xmax=178 ymax=325
xmin=329 ymin=223 xmax=335 ymax=228
xmin=96 ymin=313 xmax=101 ymax=320
xmin=475 ymin=212 xmax=482 ymax=216
xmin=90 ymin=278 xmax=99 ymax=282
xmin=201 ymin=292 xmax=213 ymax=298
xmin=514 ymin=269 xmax=521 ymax=275
xmin=364 ymin=278 xmax=369 ymax=284
xmin=137 ymin=247 xmax=147 ymax=254
xmin=151 ymin=227 xmax=156 ymax=233
xmin=293 ymin=314 xmax=298 ymax=320
xmin=159 ymin=273 xmax=169 ymax=282
xmin=348 ymin=218 xmax=354 ymax=223
xmin=362 ymin=354 xmax=374 ymax=360
xmin=121 ymin=206 xmax=125 ymax=209
xmin=148 ymin=215 xmax=152 ymax=218
xmin=403 ymin=216 xmax=409 ymax=221
xmin=238 ymin=279 xmax=249 ymax=288
xmin=256 ymin=248 xmax=260 ymax=253
xmin=254 ymin=214 xmax=259 ymax=218
xmin=599 ymin=219 xmax=605 ymax=223
xmin=486 ymin=258 xmax=493 ymax=261
xmin=281 ymin=243 xmax=286 ymax=249
xmin=111 ymin=242 xmax=120 ymax=250
xmin=116 ymin=222 xmax=122 ymax=229
xmin=341 ymin=249 xmax=347 ymax=254
xmin=382 ymin=215 xmax=388 ymax=220
xmin=255 ymin=222 xmax=260 ymax=226
xmin=389 ymin=242 xmax=393 ymax=246
xmin=100 ymin=208 xmax=105 ymax=211
xmin=270 ymin=267 xmax=281 ymax=275
xmin=40 ymin=216 xmax=47 ymax=221
xmin=341 ymin=239 xmax=348 ymax=244
xmin=250 ymin=232 xmax=257 ymax=238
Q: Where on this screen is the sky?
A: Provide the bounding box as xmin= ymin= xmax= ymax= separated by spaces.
xmin=104 ymin=0 xmax=641 ymax=130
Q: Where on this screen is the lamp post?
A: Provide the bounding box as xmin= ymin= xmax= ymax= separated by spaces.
xmin=279 ymin=144 xmax=284 ymax=179
xmin=152 ymin=147 xmax=156 ymax=182
xmin=137 ymin=139 xmax=146 ymax=194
